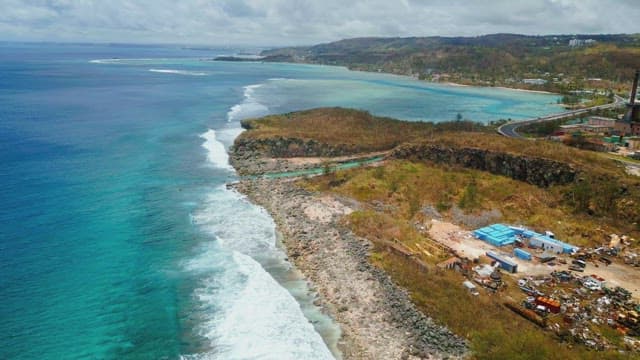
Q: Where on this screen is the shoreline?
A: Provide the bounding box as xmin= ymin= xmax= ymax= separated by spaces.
xmin=261 ymin=60 xmax=560 ymax=95
xmin=493 ymin=85 xmax=557 ymax=95
xmin=229 ymin=151 xmax=467 ymax=359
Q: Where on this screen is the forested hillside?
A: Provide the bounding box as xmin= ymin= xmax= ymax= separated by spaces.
xmin=261 ymin=34 xmax=640 ymax=91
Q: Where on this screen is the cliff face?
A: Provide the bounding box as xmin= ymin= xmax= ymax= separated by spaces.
xmin=390 ymin=143 xmax=577 ymax=187
xmin=233 ymin=135 xmax=577 ymax=188
xmin=233 ymin=136 xmax=360 ymax=158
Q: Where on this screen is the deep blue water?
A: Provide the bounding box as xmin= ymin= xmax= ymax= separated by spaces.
xmin=0 ymin=42 xmax=561 ymax=360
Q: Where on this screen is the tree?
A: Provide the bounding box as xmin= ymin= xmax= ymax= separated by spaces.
xmin=458 ymin=176 xmax=479 ymax=210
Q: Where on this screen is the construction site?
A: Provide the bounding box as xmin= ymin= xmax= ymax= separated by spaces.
xmin=424 ymin=221 xmax=640 ymax=352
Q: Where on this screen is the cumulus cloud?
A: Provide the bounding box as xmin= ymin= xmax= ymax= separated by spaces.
xmin=0 ymin=0 xmax=639 ymax=46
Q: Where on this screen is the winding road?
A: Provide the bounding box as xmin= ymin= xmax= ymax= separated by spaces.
xmin=497 ymin=95 xmax=626 ymax=138
xmin=496 ymin=95 xmax=640 ymax=170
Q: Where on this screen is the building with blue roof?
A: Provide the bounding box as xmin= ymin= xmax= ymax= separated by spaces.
xmin=472 ymin=224 xmax=517 ymax=247
xmin=474 ymin=224 xmax=579 ymax=254
xmin=486 ymin=251 xmax=518 ymax=273
xmin=508 ymin=226 xmax=579 ymax=254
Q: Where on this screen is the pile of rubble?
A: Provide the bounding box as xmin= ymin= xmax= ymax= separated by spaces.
xmin=512 ymin=271 xmax=640 ymax=352
xmin=582 ymin=233 xmax=637 ymax=266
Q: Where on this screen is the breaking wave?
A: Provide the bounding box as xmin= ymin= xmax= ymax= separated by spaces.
xmin=199 ymin=129 xmax=233 ymax=171
xmin=183 ymin=115 xmax=338 ymax=359
xmin=226 ymin=84 xmax=269 ymax=122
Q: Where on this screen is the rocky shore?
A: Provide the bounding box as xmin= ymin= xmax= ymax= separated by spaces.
xmin=230 ymin=152 xmax=468 ymax=359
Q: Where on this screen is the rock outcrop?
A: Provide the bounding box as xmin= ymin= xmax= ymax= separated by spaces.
xmin=233 ymin=136 xmax=360 ymax=158
xmin=390 ymin=143 xmax=577 ymax=187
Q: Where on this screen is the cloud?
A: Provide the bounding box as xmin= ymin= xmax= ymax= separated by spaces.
xmin=0 ymin=0 xmax=639 ymax=46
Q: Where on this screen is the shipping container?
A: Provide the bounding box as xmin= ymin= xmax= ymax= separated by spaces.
xmin=536 ymin=296 xmax=561 ymax=313
xmin=514 ymin=248 xmax=532 ymax=261
xmin=486 ymin=251 xmax=518 ymax=273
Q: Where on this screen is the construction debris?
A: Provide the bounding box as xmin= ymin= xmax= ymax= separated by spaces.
xmin=434 ymin=222 xmax=640 ymax=352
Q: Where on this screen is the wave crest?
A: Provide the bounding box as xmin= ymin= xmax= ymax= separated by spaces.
xmin=227 ymin=84 xmax=269 ymax=122
xmin=199 ymin=130 xmax=233 ymax=171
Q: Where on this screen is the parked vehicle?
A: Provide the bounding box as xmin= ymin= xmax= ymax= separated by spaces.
xmin=572 ymin=259 xmax=587 ymax=268
xmin=599 ymin=256 xmax=612 ymax=265
xmin=569 ymin=264 xmax=585 ymax=272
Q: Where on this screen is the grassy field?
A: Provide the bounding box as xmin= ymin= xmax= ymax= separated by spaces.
xmin=238 ymin=107 xmax=487 ymax=153
xmin=243 ymin=107 xmax=640 ymax=243
xmin=239 ymin=107 xmax=628 ymax=175
xmin=303 ymin=160 xmax=639 ymax=246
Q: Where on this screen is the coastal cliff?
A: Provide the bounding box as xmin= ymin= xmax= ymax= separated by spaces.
xmin=233 ymin=135 xmax=358 ymax=158
xmin=389 ymin=143 xmax=577 ymax=187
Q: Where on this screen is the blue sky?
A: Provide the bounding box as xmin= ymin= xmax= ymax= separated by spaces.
xmin=1 ymin=0 xmax=639 ymax=46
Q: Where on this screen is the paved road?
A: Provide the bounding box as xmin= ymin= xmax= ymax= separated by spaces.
xmin=497 ymin=95 xmax=626 ymax=138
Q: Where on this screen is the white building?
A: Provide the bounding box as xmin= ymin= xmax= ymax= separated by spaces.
xmin=569 ymin=39 xmax=596 ymax=47
xmin=523 ymin=78 xmax=547 ymax=85
xmin=529 ymin=236 xmax=564 ymax=254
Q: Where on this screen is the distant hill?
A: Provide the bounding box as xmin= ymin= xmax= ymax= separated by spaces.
xmin=260 ymin=34 xmax=640 ymax=90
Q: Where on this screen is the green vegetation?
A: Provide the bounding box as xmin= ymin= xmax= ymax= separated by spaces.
xmin=304 ymin=160 xmax=638 ymax=247
xmin=261 ymin=34 xmax=640 ymax=92
xmin=243 ymin=108 xmax=640 ymax=238
xmin=520 ymin=118 xmax=570 ymax=137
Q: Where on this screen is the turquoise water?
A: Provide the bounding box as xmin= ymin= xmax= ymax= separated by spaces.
xmin=0 ymin=42 xmax=561 ymax=360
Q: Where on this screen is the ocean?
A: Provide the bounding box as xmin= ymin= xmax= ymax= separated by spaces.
xmin=0 ymin=42 xmax=561 ymax=359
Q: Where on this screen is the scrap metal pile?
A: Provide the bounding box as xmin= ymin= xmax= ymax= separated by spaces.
xmin=511 ymin=270 xmax=640 ymax=352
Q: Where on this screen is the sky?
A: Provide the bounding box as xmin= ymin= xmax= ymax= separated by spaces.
xmin=1 ymin=0 xmax=640 ymax=46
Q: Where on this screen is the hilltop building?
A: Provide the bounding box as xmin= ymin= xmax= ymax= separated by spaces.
xmin=569 ymin=38 xmax=596 ymax=47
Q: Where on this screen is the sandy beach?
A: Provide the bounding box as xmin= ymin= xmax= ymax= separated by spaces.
xmin=493 ymin=86 xmax=557 ymax=95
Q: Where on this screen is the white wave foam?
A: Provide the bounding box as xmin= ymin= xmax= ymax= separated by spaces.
xmin=191 ymin=186 xmax=276 ymax=254
xmin=213 ymin=127 xmax=244 ymax=148
xmin=227 ymin=84 xmax=269 ymax=122
xmin=186 ymin=186 xmax=335 ymax=360
xmin=149 ymin=69 xmax=208 ymax=76
xmin=187 ymin=85 xmax=338 ymax=358
xmin=89 ymin=58 xmax=155 ymax=64
xmin=204 ymin=252 xmax=334 ymax=360
xmin=199 ymin=130 xmax=233 ymax=171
